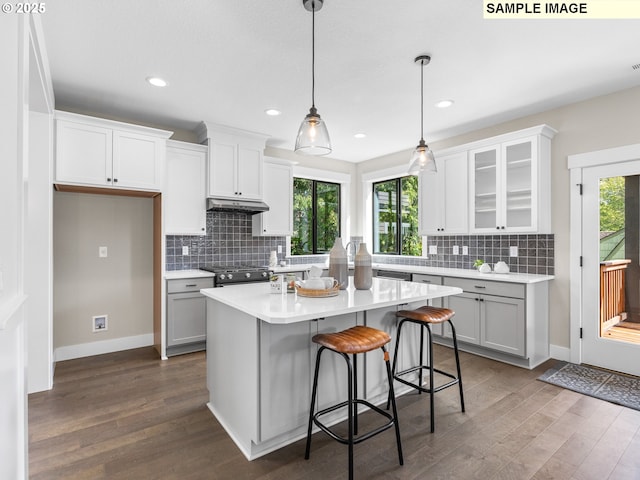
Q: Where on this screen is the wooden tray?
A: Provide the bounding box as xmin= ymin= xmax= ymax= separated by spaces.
xmin=295 ymin=283 xmax=340 ymax=298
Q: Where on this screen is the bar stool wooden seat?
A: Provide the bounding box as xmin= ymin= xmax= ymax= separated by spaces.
xmin=388 ymin=305 xmax=465 ymax=433
xmin=305 ymin=325 xmax=403 ymax=480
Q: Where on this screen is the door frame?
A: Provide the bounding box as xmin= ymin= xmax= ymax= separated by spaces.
xmin=568 ymin=143 xmax=640 ymax=365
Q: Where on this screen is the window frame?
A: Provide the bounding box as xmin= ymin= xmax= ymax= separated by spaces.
xmin=289 ymin=166 xmax=350 ymax=257
xmin=362 ymin=165 xmax=426 ymax=258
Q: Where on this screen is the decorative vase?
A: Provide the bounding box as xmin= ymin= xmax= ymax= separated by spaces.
xmin=354 ymin=243 xmax=372 ymax=290
xmin=328 ymin=237 xmax=348 ymax=290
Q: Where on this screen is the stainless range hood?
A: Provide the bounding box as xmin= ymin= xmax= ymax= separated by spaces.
xmin=206 ymin=197 xmax=269 ymax=214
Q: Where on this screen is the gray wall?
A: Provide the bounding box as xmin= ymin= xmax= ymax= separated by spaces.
xmin=53 ymin=192 xmax=153 ymax=350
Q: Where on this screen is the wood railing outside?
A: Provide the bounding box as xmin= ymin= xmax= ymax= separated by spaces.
xmin=600 ymin=259 xmax=631 ymax=336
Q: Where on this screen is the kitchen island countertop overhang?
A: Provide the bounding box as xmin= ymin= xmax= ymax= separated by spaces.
xmin=200 ymin=277 xmax=463 ymax=324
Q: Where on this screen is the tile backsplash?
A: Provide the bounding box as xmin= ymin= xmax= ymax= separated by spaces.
xmin=165 ymin=211 xmax=286 ymax=270
xmin=373 ymin=234 xmax=554 ymax=275
xmin=165 ymin=212 xmax=553 ymax=275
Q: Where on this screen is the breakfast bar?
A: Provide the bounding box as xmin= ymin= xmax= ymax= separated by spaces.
xmin=201 ymin=277 xmax=462 ymax=460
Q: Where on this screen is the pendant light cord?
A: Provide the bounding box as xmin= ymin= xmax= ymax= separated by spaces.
xmin=311 ymin=3 xmax=316 ymax=109
xmin=420 ymin=59 xmax=424 ymax=142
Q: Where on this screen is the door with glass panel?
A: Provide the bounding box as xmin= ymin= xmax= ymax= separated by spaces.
xmin=582 ymin=162 xmax=640 ymax=376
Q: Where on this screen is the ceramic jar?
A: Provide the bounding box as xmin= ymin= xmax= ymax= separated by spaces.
xmin=354 ymin=243 xmax=372 ymax=290
xmin=328 ymin=237 xmax=348 ymax=290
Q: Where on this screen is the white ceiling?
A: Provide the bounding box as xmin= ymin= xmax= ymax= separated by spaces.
xmin=40 ymin=0 xmax=640 ymax=162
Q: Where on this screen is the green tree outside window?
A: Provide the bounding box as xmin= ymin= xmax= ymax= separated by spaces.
xmin=373 ymin=176 xmax=421 ymax=256
xmin=292 ymin=178 xmax=340 ymax=255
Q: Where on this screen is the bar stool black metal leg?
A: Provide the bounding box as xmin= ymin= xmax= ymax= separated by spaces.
xmin=305 ymin=346 xmax=324 ymax=460
xmin=448 ymin=320 xmax=465 ymax=413
xmin=352 ymin=353 xmax=358 ymax=436
xmin=383 ymin=345 xmax=404 ymax=466
xmin=341 ymin=352 xmax=355 ymax=480
xmin=386 ymin=319 xmax=405 ymax=410
xmin=426 ymin=324 xmax=435 ymax=433
xmin=418 ymin=325 xmax=425 ymax=394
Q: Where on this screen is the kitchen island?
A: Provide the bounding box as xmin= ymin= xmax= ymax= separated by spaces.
xmin=201 ymin=277 xmax=462 ymax=460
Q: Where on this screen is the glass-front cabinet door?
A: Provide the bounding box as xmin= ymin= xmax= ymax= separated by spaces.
xmin=503 ymin=137 xmax=536 ymax=230
xmin=471 ymin=146 xmax=499 ymax=231
xmin=470 ymin=136 xmax=537 ymax=233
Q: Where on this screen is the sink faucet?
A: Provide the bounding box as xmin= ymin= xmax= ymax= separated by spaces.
xmin=345 ymin=242 xmax=353 ymax=263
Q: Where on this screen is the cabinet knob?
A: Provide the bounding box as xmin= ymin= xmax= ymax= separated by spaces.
xmin=113 ymin=178 xmax=118 ymax=183
xmin=501 ymin=226 xmax=505 ymax=229
xmin=201 ymin=227 xmax=205 ymax=231
xmin=107 ymin=177 xmax=111 ymax=182
xmin=496 ymin=226 xmax=500 ymax=230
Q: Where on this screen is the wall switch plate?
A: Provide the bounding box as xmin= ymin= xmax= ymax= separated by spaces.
xmin=452 ymin=245 xmax=459 ymax=255
xmin=428 ymin=245 xmax=437 ymax=255
xmin=277 ymin=245 xmax=283 ymax=254
xmin=462 ymin=246 xmax=469 ymax=255
xmin=509 ymin=246 xmax=518 ymax=257
xmin=182 ymin=246 xmax=189 ymax=256
xmin=99 ymin=246 xmax=108 ymax=258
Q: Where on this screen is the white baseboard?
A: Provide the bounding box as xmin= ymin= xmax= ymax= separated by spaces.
xmin=54 ymin=333 xmax=154 ymax=362
xmin=549 ymin=344 xmax=571 ymax=362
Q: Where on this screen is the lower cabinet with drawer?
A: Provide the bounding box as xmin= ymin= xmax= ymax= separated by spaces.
xmin=166 ymin=277 xmax=214 ymax=356
xmin=411 ymin=274 xmax=549 ymax=369
xmin=443 ymin=278 xmax=525 ymax=357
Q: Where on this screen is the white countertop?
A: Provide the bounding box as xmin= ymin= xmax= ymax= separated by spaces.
xmin=164 ymin=269 xmax=215 ymax=280
xmin=273 ymin=263 xmax=554 ymax=284
xmin=201 ymin=277 xmax=462 ymax=324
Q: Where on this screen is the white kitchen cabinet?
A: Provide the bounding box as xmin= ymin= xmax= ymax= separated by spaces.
xmin=468 ymin=125 xmax=556 ymax=233
xmin=253 ymin=159 xmax=293 ymax=236
xmin=419 ymin=152 xmax=468 ymax=235
xmin=197 ymin=122 xmax=269 ymax=201
xmin=55 ymin=110 xmax=172 ymax=191
xmin=411 ymin=273 xmax=444 ymax=335
xmin=165 ymin=141 xmax=207 ymax=235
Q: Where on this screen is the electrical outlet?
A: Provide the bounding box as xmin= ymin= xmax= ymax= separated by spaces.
xmin=428 ymin=245 xmax=437 ymax=255
xmin=277 ymin=245 xmax=283 ymax=254
xmin=509 ymin=246 xmax=518 ymax=257
xmin=452 ymin=245 xmax=459 ymax=255
xmin=462 ymin=246 xmax=469 ymax=255
xmin=99 ymin=246 xmax=108 ymax=258
xmin=182 ymin=246 xmax=189 ymax=256
xmin=92 ymin=315 xmax=108 ymax=332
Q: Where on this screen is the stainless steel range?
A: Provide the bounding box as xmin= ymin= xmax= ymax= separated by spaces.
xmin=200 ymin=264 xmax=272 ymax=287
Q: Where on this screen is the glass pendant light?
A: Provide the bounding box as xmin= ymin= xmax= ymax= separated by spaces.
xmin=295 ymin=0 xmax=331 ymax=156
xmin=408 ymin=55 xmax=437 ymax=174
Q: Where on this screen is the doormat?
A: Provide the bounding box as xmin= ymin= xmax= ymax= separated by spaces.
xmin=538 ymin=361 xmax=640 ymax=412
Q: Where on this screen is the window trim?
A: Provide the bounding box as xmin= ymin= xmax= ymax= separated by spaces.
xmin=289 ymin=166 xmax=350 ymax=257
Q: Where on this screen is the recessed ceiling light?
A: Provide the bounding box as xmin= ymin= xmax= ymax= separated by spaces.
xmin=146 ymin=76 xmax=168 ymax=87
xmin=265 ymin=109 xmax=281 ymax=116
xmin=354 ymin=133 xmax=367 ymax=139
xmin=435 ymin=99 xmax=454 ymax=108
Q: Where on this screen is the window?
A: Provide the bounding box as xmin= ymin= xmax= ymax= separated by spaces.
xmin=373 ymin=176 xmax=421 ymax=255
xmin=292 ymin=178 xmax=341 ymax=255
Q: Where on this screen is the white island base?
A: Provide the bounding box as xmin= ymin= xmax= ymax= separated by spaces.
xmin=202 ymin=278 xmax=462 ymax=460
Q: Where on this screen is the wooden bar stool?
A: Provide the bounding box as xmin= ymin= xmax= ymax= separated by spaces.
xmin=388 ymin=306 xmax=465 ymax=433
xmin=304 ymin=325 xmax=403 ymax=480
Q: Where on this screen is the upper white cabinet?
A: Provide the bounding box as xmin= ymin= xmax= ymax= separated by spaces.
xmin=253 ymin=159 xmax=293 ymax=236
xmin=197 ymin=122 xmax=269 ymax=200
xmin=468 ymin=125 xmax=556 ymax=233
xmin=418 ymin=151 xmax=468 ymax=235
xmin=55 ymin=110 xmax=172 ymax=191
xmin=165 ymin=140 xmax=207 ymax=236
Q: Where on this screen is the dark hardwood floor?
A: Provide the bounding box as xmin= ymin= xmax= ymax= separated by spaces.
xmin=28 ymin=346 xmax=640 ymax=479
